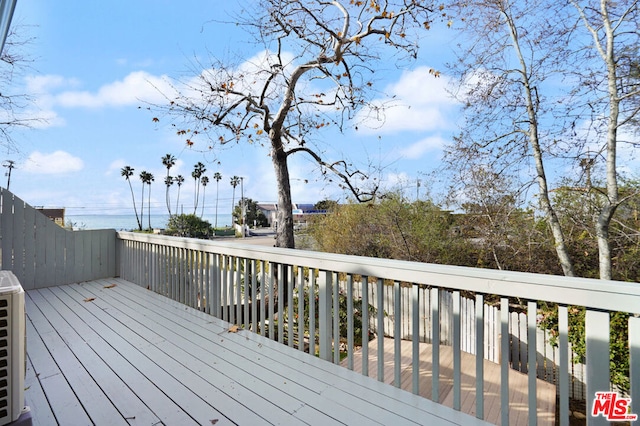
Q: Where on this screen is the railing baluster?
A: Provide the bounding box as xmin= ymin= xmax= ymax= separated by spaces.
xmin=251 ymin=259 xmax=257 ymax=333
xmin=500 ymin=297 xmax=510 ymax=425
xmin=394 ymin=281 xmax=401 ymax=387
xmin=222 ymin=256 xmax=228 ymax=322
xmin=259 ymin=260 xmax=266 ymax=336
xmin=278 ymin=263 xmax=284 ymax=344
xmin=347 ymin=274 xmax=354 ymax=369
xmin=319 ymin=270 xmax=332 ymax=361
xmin=235 ymin=257 xmax=242 ymax=325
xmin=453 ymin=290 xmax=461 ymax=411
xmin=432 ymin=287 xmax=440 ymax=401
xmin=333 ymin=272 xmax=340 ymax=364
xmin=268 ymin=262 xmax=275 ymax=339
xmin=377 ymin=278 xmax=384 ymax=382
xmin=558 ymin=305 xmax=569 ymax=426
xmin=528 ymin=300 xmax=538 ymax=425
xmin=475 ymin=293 xmax=484 ymax=420
xmin=244 ymin=258 xmax=250 ymax=330
xmin=214 ymin=254 xmax=221 ymax=319
xmin=361 ymin=275 xmax=369 ymax=377
xmin=297 ymin=266 xmax=305 ymax=351
xmin=309 ymin=269 xmax=316 ymax=356
xmin=411 ymin=283 xmax=419 ymax=395
xmin=288 ymin=265 xmax=294 ymax=348
xmin=229 ymin=256 xmax=236 ymax=324
xmin=586 ymin=308 xmax=610 ymax=426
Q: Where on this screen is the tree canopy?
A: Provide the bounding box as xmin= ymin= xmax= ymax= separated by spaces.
xmin=157 ymin=0 xmax=439 ymax=248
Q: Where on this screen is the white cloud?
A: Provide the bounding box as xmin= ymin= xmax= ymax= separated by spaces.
xmin=55 ymin=71 xmax=172 ymax=108
xmin=356 ymin=66 xmax=459 ymax=134
xmin=23 ymin=151 xmax=84 ymax=174
xmin=398 ymin=135 xmax=446 ymax=159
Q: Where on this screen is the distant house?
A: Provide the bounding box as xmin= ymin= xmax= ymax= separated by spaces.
xmin=36 ymin=208 xmax=65 ymax=227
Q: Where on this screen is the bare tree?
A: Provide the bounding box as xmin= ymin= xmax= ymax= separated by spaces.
xmin=0 ymin=26 xmax=45 ymax=152
xmin=446 ymin=0 xmax=639 ymax=280
xmin=159 ymin=0 xmax=435 ymax=248
xmin=567 ymin=0 xmax=640 ymax=279
xmin=445 ymin=0 xmax=576 ymax=276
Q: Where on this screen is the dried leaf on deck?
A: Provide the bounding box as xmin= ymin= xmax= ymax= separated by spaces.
xmin=210 ymin=420 xmax=219 ymax=425
xmin=83 ymin=297 xmax=96 ymax=302
xmin=227 ymin=325 xmax=239 ymax=333
xmin=103 ymin=284 xmax=117 ymax=289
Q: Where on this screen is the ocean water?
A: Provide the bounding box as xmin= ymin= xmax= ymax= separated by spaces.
xmin=66 ymin=214 xmax=233 ymax=231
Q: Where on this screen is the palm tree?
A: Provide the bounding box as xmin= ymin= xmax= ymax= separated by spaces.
xmin=121 ymin=166 xmax=142 ymax=230
xmin=164 ymin=175 xmax=174 ymax=215
xmin=200 ymin=176 xmax=209 ymax=218
xmin=141 ymin=172 xmax=154 ymax=229
xmin=174 ymin=175 xmax=185 ymax=214
xmin=192 ymin=162 xmax=206 ymax=214
xmin=139 ymin=171 xmax=149 ymax=229
xmin=230 ymin=176 xmax=240 ymax=224
xmin=161 ymin=154 xmax=176 ymax=215
xmin=213 ymin=172 xmax=222 ymax=228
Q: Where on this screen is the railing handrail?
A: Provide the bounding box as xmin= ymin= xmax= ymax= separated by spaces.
xmin=117 ymin=231 xmax=640 ymax=314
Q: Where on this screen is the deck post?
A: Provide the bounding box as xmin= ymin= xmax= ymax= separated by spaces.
xmin=585 ymin=309 xmax=610 ymax=426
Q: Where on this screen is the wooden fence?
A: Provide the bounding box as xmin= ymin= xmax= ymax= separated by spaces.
xmin=0 ymin=189 xmax=117 ymax=289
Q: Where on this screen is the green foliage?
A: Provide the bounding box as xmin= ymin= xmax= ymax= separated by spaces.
xmin=538 ymin=306 xmax=630 ymax=392
xmin=232 ymin=198 xmax=269 ymax=227
xmin=314 ymin=199 xmax=338 ymax=211
xmin=309 ymin=194 xmax=475 ymax=265
xmin=165 ymin=214 xmax=212 ymax=239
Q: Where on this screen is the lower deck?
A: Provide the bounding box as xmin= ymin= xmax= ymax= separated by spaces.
xmin=24 ymin=279 xmax=487 ymax=425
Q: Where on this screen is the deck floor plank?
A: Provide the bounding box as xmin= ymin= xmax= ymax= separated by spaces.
xmin=110 ymin=278 xmax=489 ymax=425
xmin=28 ymin=289 xmax=163 ymax=426
xmin=26 ymin=279 xmax=491 ymax=426
xmin=70 ymin=280 xmax=339 ymax=426
xmin=111 ymin=278 xmax=487 ymax=426
xmin=82 ymin=279 xmax=427 ymax=426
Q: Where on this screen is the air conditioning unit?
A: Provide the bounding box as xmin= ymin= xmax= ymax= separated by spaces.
xmin=0 ymin=271 xmax=25 ymax=426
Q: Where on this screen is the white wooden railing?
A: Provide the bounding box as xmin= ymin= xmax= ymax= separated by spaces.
xmin=117 ymin=231 xmax=640 ymax=426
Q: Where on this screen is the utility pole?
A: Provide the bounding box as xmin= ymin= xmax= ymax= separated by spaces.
xmin=416 ymin=178 xmax=421 ymax=201
xmin=240 ymin=177 xmax=245 ymax=238
xmin=3 ymin=160 xmax=15 ymax=190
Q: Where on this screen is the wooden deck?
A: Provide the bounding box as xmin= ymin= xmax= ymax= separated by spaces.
xmin=24 ymin=278 xmax=489 ymax=426
xmin=341 ymin=337 xmax=556 ymax=425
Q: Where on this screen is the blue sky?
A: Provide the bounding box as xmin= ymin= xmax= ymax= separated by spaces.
xmin=5 ymin=1 xmax=461 ymax=217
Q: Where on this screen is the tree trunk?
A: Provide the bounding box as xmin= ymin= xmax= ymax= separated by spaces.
xmin=272 ymin=140 xmax=295 ymax=249
xmin=503 ymin=10 xmax=575 ymax=277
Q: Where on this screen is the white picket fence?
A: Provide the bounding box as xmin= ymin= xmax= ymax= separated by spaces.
xmin=340 ymin=280 xmax=586 ymax=400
